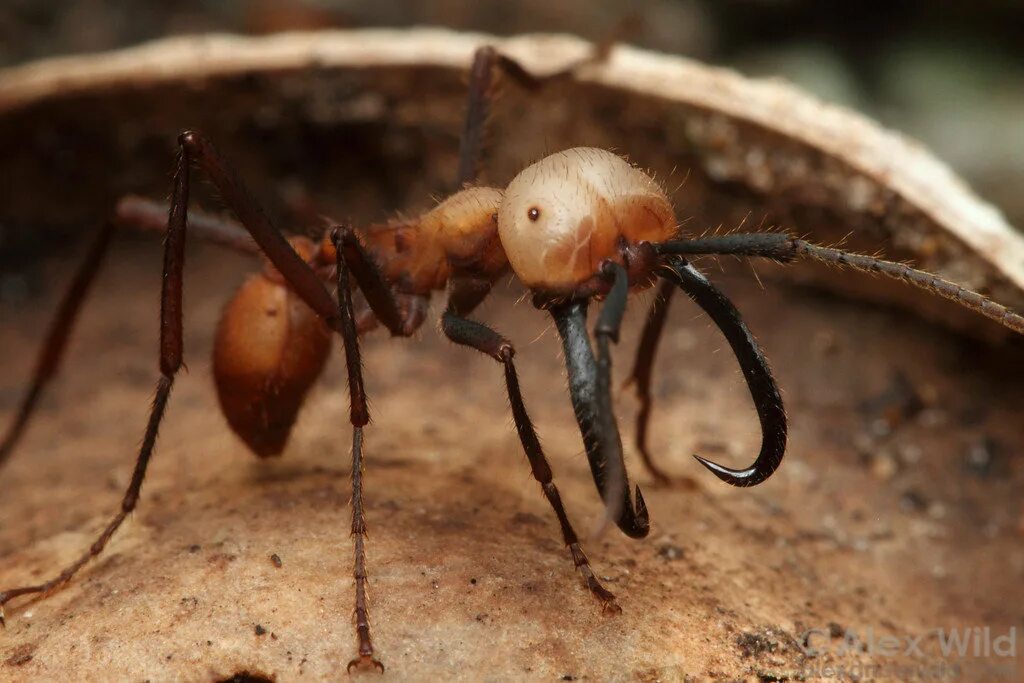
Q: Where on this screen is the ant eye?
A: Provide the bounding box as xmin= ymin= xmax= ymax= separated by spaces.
xmin=527 ymin=207 xmax=541 ymax=221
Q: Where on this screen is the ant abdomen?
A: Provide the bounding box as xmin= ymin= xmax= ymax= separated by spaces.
xmin=213 ymin=237 xmax=332 ymax=457
xmin=498 ymin=147 xmax=677 ymax=291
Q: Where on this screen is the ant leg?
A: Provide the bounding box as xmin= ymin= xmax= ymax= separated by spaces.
xmin=0 ymin=195 xmax=278 ymax=474
xmin=0 ymin=221 xmax=114 ymax=471
xmin=457 ymin=42 xmax=612 ymax=187
xmin=625 ymin=279 xmax=678 ymax=485
xmin=175 ymin=131 xmax=339 ymax=324
xmin=177 ymin=133 xmax=392 ymax=669
xmin=456 ymin=46 xmax=499 ymax=187
xmin=549 ymin=270 xmax=650 ymax=540
xmin=115 ymin=195 xmax=259 ymax=255
xmin=121 ymin=188 xmax=422 ymax=341
xmin=0 ymin=149 xmax=194 ymax=623
xmin=661 ymin=257 xmax=787 ymax=487
xmin=441 ymin=286 xmax=621 ymax=612
xmin=330 ymin=228 xmax=385 ymax=674
xmin=331 ymin=225 xmax=424 ymax=337
xmin=657 ymin=233 xmax=1024 ymax=335
xmin=178 ymin=133 xmax=391 ymax=669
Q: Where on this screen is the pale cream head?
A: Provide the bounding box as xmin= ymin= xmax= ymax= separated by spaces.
xmin=498 ymin=147 xmax=677 ymax=291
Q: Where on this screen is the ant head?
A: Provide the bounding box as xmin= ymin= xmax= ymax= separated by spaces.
xmin=498 ymin=148 xmax=677 ymax=293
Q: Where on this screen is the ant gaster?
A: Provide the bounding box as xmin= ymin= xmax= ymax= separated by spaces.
xmin=1 ymin=45 xmax=1022 ymax=672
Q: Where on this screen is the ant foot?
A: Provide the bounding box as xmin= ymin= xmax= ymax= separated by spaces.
xmin=586 ymin=578 xmax=622 ymax=615
xmin=347 ymin=654 xmax=385 ymax=674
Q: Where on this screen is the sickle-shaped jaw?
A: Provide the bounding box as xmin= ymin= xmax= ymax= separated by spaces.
xmin=550 ymin=298 xmax=650 ymax=539
xmin=692 ymin=455 xmax=774 ymax=488
xmin=664 ymin=257 xmax=787 ymax=488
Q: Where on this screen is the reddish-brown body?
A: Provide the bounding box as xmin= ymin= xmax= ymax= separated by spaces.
xmin=213 ymin=236 xmax=332 ymax=456
xmin=214 ymin=150 xmax=678 ymax=456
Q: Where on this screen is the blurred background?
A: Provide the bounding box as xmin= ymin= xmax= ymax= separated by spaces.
xmin=1 ymin=0 xmax=1022 ymax=228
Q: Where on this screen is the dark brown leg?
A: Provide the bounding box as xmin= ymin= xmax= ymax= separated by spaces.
xmin=329 ymin=228 xmax=385 ymax=673
xmin=332 ymin=225 xmax=423 ymax=338
xmin=1 ymin=133 xmax=353 ymax=641
xmin=625 ymin=279 xmax=679 ymax=485
xmin=0 ymin=195 xmax=273 ymax=474
xmin=441 ymin=287 xmax=620 ymax=612
xmin=173 ymin=134 xmax=391 ymax=669
xmin=0 ymin=146 xmax=191 ymax=624
xmin=115 ymin=195 xmax=259 ymax=255
xmin=177 ymin=131 xmax=339 ymax=326
xmin=456 ymin=46 xmax=500 ymax=188
xmin=456 ymin=43 xmax=612 ymax=188
xmin=0 ymin=221 xmax=114 ymax=472
xmin=177 ymin=134 xmax=390 ymax=669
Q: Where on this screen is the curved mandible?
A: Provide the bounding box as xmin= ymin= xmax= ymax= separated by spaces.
xmin=665 ymin=257 xmax=787 ymax=487
xmin=551 ymin=293 xmax=650 ymax=539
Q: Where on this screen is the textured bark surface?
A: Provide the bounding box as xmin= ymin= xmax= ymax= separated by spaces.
xmin=1 ymin=29 xmax=1023 ymax=682
xmin=1 ymin=30 xmax=1023 ymax=336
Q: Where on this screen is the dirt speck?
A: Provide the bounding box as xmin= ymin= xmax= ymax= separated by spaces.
xmin=4 ymin=643 xmax=35 ymax=667
xmin=657 ymin=543 xmax=684 ymax=561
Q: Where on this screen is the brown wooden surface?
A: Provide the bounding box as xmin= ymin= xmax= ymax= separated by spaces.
xmin=2 ymin=242 xmax=1023 ymax=681
xmin=1 ymin=29 xmax=1024 ymax=682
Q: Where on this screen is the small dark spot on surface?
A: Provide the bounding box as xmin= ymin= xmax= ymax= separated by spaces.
xmin=561 ymin=675 xmax=576 ymax=681
xmin=270 ymin=553 xmax=283 ymax=568
xmin=217 ymin=673 xmax=274 ymax=683
xmin=188 ymin=544 xmax=201 ymax=553
xmin=736 ymin=630 xmax=780 ymax=657
xmin=207 ymin=640 xmax=213 ymax=646
xmin=860 ymin=371 xmax=923 ymax=431
xmin=469 ymin=578 xmax=477 ymax=585
xmin=828 ymin=622 xmax=844 ymax=638
xmin=964 ymin=437 xmax=999 ymax=478
xmin=208 ymin=552 xmax=238 ymax=569
xmin=658 ymin=543 xmax=684 ymax=561
xmin=255 ymin=624 xmax=267 ymax=636
xmin=510 ymin=511 xmax=545 ymax=526
xmin=4 ymin=643 xmax=35 ymax=666
xmin=900 ymin=489 xmax=927 ymax=513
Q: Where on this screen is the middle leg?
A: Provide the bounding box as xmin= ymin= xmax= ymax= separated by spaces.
xmin=331 ymin=227 xmax=385 ymax=673
xmin=626 ymin=279 xmax=680 ymax=484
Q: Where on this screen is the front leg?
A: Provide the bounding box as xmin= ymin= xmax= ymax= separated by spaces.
xmin=441 ymin=282 xmax=620 ymax=612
